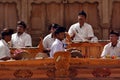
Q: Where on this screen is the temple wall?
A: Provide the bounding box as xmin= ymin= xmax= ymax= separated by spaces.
xmin=0 ymin=0 xmax=119 ymax=46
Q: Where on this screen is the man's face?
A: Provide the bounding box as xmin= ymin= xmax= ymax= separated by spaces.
xmin=56 ymin=32 xmax=66 ymax=41
xmin=5 ymin=35 xmax=11 ymax=42
xmin=50 ymin=28 xmax=56 ymax=33
xmin=78 ymin=15 xmax=86 ymax=26
xmin=109 ymin=34 xmax=118 ymax=42
xmin=17 ymin=25 xmax=25 ymax=34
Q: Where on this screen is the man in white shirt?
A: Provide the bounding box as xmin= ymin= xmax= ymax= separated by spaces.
xmin=0 ymin=28 xmax=22 ymax=60
xmin=50 ymin=27 xmax=66 ymax=58
xmin=101 ymin=30 xmax=120 ymax=58
xmin=43 ymin=24 xmax=59 ymax=52
xmin=11 ymin=21 xmax=32 ymax=48
xmin=68 ymin=10 xmax=96 ymax=42
xmin=0 ymin=28 xmax=14 ymax=60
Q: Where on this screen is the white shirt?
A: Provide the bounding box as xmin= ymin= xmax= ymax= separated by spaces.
xmin=101 ymin=42 xmax=120 ymax=57
xmin=43 ymin=33 xmax=55 ymax=49
xmin=0 ymin=39 xmax=11 ymax=59
xmin=11 ymin=32 xmax=32 ymax=48
xmin=50 ymin=39 xmax=65 ymax=58
xmin=68 ymin=22 xmax=94 ymax=41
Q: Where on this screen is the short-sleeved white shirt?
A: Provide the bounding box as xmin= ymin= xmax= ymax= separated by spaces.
xmin=50 ymin=39 xmax=65 ymax=58
xmin=0 ymin=39 xmax=11 ymax=59
xmin=11 ymin=32 xmax=32 ymax=48
xmin=101 ymin=42 xmax=120 ymax=57
xmin=43 ymin=33 xmax=55 ymax=49
xmin=68 ymin=22 xmax=94 ymax=41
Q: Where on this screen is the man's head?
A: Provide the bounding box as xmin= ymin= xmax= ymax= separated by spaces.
xmin=17 ymin=21 xmax=27 ymax=34
xmin=48 ymin=23 xmax=60 ymax=33
xmin=78 ymin=10 xmax=87 ymax=26
xmin=1 ymin=28 xmax=14 ymax=42
xmin=54 ymin=27 xmax=66 ymax=41
xmin=109 ymin=30 xmax=119 ymax=42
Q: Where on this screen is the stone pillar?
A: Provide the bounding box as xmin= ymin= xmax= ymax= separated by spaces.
xmin=102 ymin=24 xmax=110 ymax=40
xmin=21 ymin=0 xmax=28 ymax=24
xmin=102 ymin=0 xmax=110 ymax=40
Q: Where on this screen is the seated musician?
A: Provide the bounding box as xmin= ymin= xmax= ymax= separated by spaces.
xmin=0 ymin=28 xmax=22 ymax=60
xmin=101 ymin=30 xmax=120 ymax=58
xmin=42 ymin=23 xmax=60 ymax=55
xmin=68 ymin=10 xmax=98 ymax=42
xmin=50 ymin=26 xmax=66 ymax=58
xmin=11 ymin=21 xmax=32 ymax=48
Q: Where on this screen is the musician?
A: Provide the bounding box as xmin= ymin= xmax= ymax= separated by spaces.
xmin=50 ymin=27 xmax=66 ymax=58
xmin=101 ymin=30 xmax=120 ymax=58
xmin=68 ymin=10 xmax=98 ymax=42
xmin=11 ymin=21 xmax=32 ymax=48
xmin=0 ymin=28 xmax=22 ymax=60
xmin=42 ymin=23 xmax=60 ymax=53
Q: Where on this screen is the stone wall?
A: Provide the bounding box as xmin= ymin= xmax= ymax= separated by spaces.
xmin=0 ymin=0 xmax=120 ymax=46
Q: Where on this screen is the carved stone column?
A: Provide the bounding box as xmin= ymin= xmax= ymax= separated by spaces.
xmin=102 ymin=0 xmax=110 ymax=39
xmin=21 ymin=0 xmax=28 ymax=24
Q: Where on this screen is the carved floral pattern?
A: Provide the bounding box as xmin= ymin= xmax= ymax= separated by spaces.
xmin=92 ymin=68 xmax=111 ymax=77
xmin=14 ymin=69 xmax=33 ymax=78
